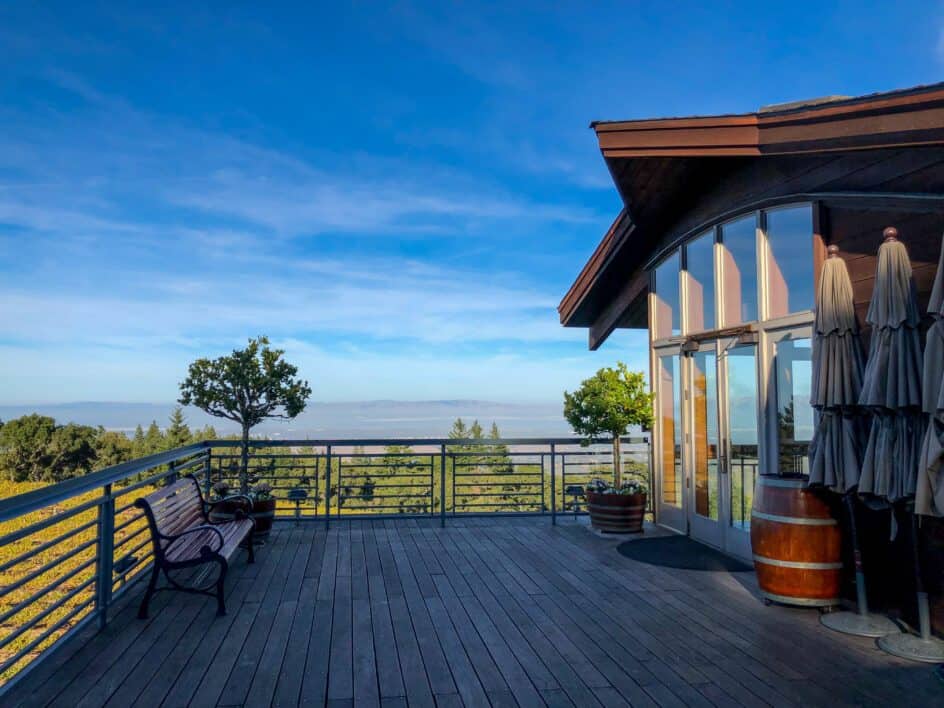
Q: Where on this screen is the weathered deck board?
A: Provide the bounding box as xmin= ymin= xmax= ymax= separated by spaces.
xmin=6 ymin=517 xmax=942 ymax=708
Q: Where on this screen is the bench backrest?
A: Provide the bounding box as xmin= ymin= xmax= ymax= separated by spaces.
xmin=136 ymin=475 xmax=206 ymax=537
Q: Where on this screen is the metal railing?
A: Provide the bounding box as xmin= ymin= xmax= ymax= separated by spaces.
xmin=0 ymin=436 xmax=648 ymax=695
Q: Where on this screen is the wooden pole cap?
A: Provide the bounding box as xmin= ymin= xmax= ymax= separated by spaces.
xmin=827 ymin=244 xmax=840 ymax=258
xmin=883 ymin=226 xmax=899 ymax=242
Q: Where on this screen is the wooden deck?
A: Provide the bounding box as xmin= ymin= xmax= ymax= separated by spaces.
xmin=7 ymin=517 xmax=940 ymax=707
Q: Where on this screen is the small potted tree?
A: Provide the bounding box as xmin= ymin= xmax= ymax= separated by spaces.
xmin=179 ymin=336 xmax=311 ymax=533
xmin=564 ymin=362 xmax=653 ymax=533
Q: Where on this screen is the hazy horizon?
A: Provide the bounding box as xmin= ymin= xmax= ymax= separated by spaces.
xmin=0 ymin=399 xmax=579 ymax=439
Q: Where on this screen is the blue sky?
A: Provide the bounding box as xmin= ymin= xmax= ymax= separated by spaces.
xmin=1 ymin=2 xmax=942 ymax=404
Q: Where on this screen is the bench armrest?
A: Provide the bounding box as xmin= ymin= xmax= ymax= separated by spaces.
xmin=164 ymin=524 xmax=225 ymax=556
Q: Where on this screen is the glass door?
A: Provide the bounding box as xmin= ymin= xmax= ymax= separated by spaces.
xmin=684 ymin=339 xmax=760 ymax=559
xmin=688 ymin=343 xmax=723 ymax=547
xmin=655 ymin=349 xmax=686 ymax=532
xmin=766 ymin=327 xmax=814 ymax=476
xmin=719 ymin=341 xmax=760 ymax=560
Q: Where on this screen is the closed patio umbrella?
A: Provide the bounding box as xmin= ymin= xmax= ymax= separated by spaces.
xmin=916 ymin=233 xmax=944 ymax=517
xmin=862 ymin=227 xmax=944 ymax=663
xmin=810 ymin=246 xmax=898 ymax=637
xmin=858 ymin=228 xmax=924 ymax=504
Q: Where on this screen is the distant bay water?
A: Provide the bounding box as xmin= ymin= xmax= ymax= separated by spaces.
xmin=0 ymin=400 xmax=580 ymax=439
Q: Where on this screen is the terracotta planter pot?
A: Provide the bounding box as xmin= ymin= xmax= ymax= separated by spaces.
xmin=586 ymin=491 xmax=646 ymax=533
xmin=251 ymin=498 xmax=277 ymax=539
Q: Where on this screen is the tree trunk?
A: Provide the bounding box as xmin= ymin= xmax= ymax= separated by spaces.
xmin=240 ymin=423 xmax=250 ymax=494
xmin=613 ymin=435 xmax=622 ymax=488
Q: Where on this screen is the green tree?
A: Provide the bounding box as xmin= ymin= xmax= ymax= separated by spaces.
xmin=0 ymin=414 xmax=56 ymax=482
xmin=165 ymin=406 xmax=192 ymax=449
xmin=563 ymin=362 xmax=653 ymax=486
xmin=191 ymin=424 xmax=219 ymax=443
xmin=178 ymin=336 xmax=311 ymax=492
xmin=95 ymin=429 xmax=134 ymax=469
xmin=144 ymin=421 xmax=164 ymax=455
xmin=131 ymin=424 xmax=147 ymax=457
xmin=47 ymin=424 xmax=99 ymax=480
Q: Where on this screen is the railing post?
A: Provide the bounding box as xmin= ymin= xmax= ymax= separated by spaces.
xmin=204 ymin=448 xmax=213 ymax=498
xmin=440 ymin=444 xmax=446 ymax=528
xmin=168 ymin=459 xmax=177 ymax=485
xmin=95 ymin=483 xmax=115 ymax=630
xmin=325 ymin=445 xmax=332 ymax=530
xmin=550 ymin=444 xmax=556 ymax=526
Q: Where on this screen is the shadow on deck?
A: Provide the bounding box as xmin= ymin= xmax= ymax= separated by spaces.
xmin=7 ymin=517 xmax=940 ymax=707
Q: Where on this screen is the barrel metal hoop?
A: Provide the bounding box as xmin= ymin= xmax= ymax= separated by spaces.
xmin=588 ymin=505 xmax=645 ymax=512
xmin=760 ymin=591 xmax=839 ymax=607
xmin=753 ymin=554 xmax=842 ymax=570
xmin=751 ymin=510 xmax=836 ymax=526
xmin=757 ymin=477 xmax=808 ymax=488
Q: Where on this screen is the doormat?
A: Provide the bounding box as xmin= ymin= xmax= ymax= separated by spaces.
xmin=616 ymin=535 xmax=753 ymax=572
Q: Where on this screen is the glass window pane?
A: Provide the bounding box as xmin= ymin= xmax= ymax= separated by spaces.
xmin=720 ymin=216 xmax=757 ymax=325
xmin=653 ymin=253 xmax=680 ymax=337
xmin=692 ymin=351 xmax=719 ymax=520
xmin=658 ymin=354 xmax=682 ymax=507
xmin=766 ymin=205 xmax=814 ymax=318
xmin=726 ymin=344 xmax=759 ymax=530
xmin=774 ymin=336 xmax=813 ymax=476
xmin=684 ymin=231 xmax=715 ymax=332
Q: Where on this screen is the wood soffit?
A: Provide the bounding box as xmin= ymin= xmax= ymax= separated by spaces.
xmin=559 ymin=83 xmax=944 ymax=344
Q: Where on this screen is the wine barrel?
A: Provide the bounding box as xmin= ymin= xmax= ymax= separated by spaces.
xmin=586 ymin=492 xmax=646 ymax=533
xmin=750 ymin=476 xmax=840 ymax=607
xmin=250 ymin=498 xmax=276 ymax=540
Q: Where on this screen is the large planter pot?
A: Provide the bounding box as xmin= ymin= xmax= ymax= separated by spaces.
xmin=207 ymin=498 xmax=243 ymax=524
xmin=251 ymin=498 xmax=277 ymax=540
xmin=586 ymin=491 xmax=646 ymax=533
xmin=750 ymin=476 xmax=841 ymax=607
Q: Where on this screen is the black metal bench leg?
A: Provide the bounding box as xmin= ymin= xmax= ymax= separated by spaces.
xmin=215 ymin=558 xmax=228 ymax=616
xmin=138 ymin=564 xmax=160 ymax=619
xmin=247 ymin=528 xmax=255 ymax=564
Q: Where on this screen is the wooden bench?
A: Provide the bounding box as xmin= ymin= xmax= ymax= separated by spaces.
xmin=135 ymin=474 xmax=254 ymax=618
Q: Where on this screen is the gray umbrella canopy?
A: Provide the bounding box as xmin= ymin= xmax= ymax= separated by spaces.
xmin=858 ymin=229 xmax=924 ymax=505
xmin=916 ymin=233 xmax=944 ymax=516
xmin=809 ymin=248 xmax=867 ymax=493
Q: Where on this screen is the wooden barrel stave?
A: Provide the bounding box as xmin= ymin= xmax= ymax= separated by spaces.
xmin=750 ymin=476 xmax=841 ymax=607
xmin=587 ymin=492 xmax=646 ymax=533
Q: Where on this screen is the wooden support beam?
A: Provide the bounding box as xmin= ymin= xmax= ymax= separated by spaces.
xmin=588 ymin=268 xmax=648 ymax=350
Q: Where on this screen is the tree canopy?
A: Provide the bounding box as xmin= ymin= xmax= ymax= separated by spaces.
xmin=178 ymin=336 xmax=311 ymax=490
xmin=563 ymin=362 xmax=653 ymax=486
xmin=178 ymin=336 xmax=311 ymax=430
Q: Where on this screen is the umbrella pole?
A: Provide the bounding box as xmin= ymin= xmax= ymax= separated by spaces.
xmin=820 ymin=493 xmax=899 ymax=637
xmin=877 ymin=509 xmax=944 ymax=662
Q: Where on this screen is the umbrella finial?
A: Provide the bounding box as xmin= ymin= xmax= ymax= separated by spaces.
xmin=827 ymin=244 xmax=840 ymax=258
xmin=883 ymin=226 xmax=899 ymax=243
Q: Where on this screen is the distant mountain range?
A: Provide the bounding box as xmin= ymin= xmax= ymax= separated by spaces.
xmin=0 ymin=400 xmax=574 ymax=439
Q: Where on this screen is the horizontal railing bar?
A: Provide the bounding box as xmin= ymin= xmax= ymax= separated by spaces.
xmin=0 ymin=538 xmax=97 ymax=601
xmin=112 ymin=523 xmax=149 ymax=549
xmin=0 ymin=497 xmax=104 ymax=548
xmin=113 ymin=514 xmax=146 ymax=534
xmin=336 ymin=485 xmax=432 ymax=492
xmin=0 ymin=611 xmax=98 ymax=699
xmin=0 ymin=445 xmax=208 ymax=522
xmin=0 ymin=555 xmax=97 ymax=627
xmin=116 ymin=536 xmax=152 ymax=560
xmin=0 ymin=594 xmax=96 ymax=676
xmin=338 ymin=504 xmax=434 ymax=512
xmin=209 ymin=436 xmax=646 ymax=447
xmin=0 ymin=575 xmax=96 ymax=653
xmin=0 ymin=517 xmax=98 ymax=574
